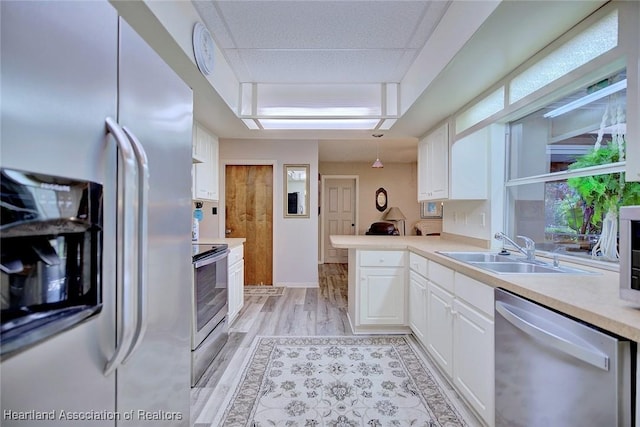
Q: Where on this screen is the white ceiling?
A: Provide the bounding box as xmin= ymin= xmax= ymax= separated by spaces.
xmin=182 ymin=0 xmax=606 ymax=163
xmin=193 ymin=0 xmax=450 ymax=84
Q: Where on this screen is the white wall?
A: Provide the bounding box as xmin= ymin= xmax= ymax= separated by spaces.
xmin=319 ymin=162 xmax=422 ymax=236
xmin=219 ymin=139 xmax=319 ymax=287
xmin=140 ymin=0 xmax=240 ymax=112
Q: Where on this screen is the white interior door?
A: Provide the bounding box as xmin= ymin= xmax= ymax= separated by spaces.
xmin=324 ymin=178 xmax=356 ymax=263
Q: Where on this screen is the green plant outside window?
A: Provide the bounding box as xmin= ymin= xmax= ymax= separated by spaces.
xmin=567 ymin=141 xmax=640 ymax=234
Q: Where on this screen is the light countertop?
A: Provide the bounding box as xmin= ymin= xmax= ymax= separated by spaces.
xmin=330 ymin=235 xmax=640 ymax=342
xmin=194 ymin=237 xmax=246 ymax=249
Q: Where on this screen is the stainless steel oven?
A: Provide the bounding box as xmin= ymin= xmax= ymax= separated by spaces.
xmin=191 ymin=243 xmax=229 ymax=386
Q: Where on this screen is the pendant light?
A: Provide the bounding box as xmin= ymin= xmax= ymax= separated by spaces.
xmin=372 ymin=133 xmax=384 ymax=168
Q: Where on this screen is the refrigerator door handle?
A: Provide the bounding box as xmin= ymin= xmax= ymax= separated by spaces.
xmin=495 ymin=301 xmax=609 ymax=370
xmin=121 ymin=126 xmax=149 ymax=363
xmin=104 ymin=117 xmax=139 ymax=376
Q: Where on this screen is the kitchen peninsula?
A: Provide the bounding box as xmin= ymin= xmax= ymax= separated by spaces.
xmin=330 ymin=234 xmax=640 ymax=340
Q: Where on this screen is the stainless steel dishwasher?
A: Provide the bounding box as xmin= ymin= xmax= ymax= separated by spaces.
xmin=495 ymin=288 xmax=634 ymax=427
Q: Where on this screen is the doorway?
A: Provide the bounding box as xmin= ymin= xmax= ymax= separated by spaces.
xmin=322 ymin=176 xmax=357 ymax=263
xmin=225 ymin=165 xmax=273 ymax=286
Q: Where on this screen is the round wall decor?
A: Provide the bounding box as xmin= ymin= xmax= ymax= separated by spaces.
xmin=193 ymin=22 xmax=214 ymax=76
xmin=375 ymin=187 xmax=387 ymax=212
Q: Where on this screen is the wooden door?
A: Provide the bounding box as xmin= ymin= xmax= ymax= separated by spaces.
xmin=324 ymin=178 xmax=356 ymax=263
xmin=225 ymin=165 xmax=273 ymax=286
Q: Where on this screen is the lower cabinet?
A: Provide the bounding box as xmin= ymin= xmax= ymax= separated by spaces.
xmin=227 ymin=245 xmax=244 ymax=324
xmin=453 ymin=298 xmax=494 ymax=425
xmin=357 ymin=250 xmax=406 ymax=326
xmin=426 ymin=281 xmax=454 ymax=377
xmin=359 ymin=267 xmax=405 ymax=325
xmin=424 ymin=259 xmax=495 ymax=427
xmin=408 ymin=271 xmax=428 ymax=345
xmin=353 ymin=250 xmax=495 ymax=426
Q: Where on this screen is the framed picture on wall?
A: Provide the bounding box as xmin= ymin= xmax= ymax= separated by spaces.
xmin=421 ymin=202 xmax=443 ymax=218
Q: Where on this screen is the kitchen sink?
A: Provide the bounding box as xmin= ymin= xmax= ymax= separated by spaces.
xmin=470 ymin=261 xmax=594 ymax=274
xmin=437 ymin=251 xmax=598 ymax=275
xmin=437 ymin=251 xmax=520 ymax=263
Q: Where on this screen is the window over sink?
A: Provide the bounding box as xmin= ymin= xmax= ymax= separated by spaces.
xmin=505 ymin=68 xmax=640 ymax=262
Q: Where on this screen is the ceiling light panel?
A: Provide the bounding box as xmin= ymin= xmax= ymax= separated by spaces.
xmin=255 ymin=84 xmax=384 ymax=117
xmin=258 ymin=118 xmax=381 ymax=130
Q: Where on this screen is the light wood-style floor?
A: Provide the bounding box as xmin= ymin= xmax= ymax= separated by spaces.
xmin=190 ymin=263 xmax=480 ymax=427
xmin=191 ymin=263 xmax=350 ymax=425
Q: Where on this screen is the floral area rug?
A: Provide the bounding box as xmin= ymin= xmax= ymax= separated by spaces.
xmin=214 ymin=336 xmax=473 ymax=426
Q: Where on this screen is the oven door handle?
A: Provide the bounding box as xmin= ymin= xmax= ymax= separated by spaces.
xmin=104 ymin=117 xmax=138 ymax=377
xmin=121 ymin=126 xmax=149 ymax=364
xmin=194 ymin=250 xmax=229 ymax=268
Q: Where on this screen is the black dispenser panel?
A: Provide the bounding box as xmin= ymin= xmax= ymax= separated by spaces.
xmin=1 ymin=168 xmax=103 ymax=357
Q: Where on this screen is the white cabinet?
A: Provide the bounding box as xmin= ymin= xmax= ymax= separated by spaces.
xmin=424 ymin=261 xmax=494 ymax=426
xmin=418 ymin=122 xmax=449 ymax=201
xmin=453 ymin=273 xmax=494 ymax=426
xmin=425 ymin=260 xmax=455 ymax=376
xmin=192 ymin=123 xmax=219 ymax=201
xmin=453 ymin=298 xmax=494 ymax=425
xmin=408 ymin=272 xmax=427 ymax=344
xmin=418 ymin=122 xmax=494 ymax=202
xmin=357 ymin=251 xmax=406 ymax=326
xmin=408 ymin=253 xmax=428 ymax=347
xmin=227 ymin=244 xmax=244 ymax=324
xmin=449 ymin=126 xmax=492 ymax=200
xmin=426 ymin=280 xmax=455 ymax=376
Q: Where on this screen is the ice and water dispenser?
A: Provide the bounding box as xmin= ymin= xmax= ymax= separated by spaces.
xmin=0 ymin=168 xmax=103 ymax=357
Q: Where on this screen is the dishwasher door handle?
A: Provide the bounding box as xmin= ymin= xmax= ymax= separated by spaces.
xmin=496 ymin=301 xmax=609 ymax=371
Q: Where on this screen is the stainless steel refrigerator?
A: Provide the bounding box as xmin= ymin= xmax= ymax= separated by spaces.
xmin=1 ymin=1 xmax=193 ymax=425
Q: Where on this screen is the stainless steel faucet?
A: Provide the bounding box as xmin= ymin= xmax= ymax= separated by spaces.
xmin=494 ymin=232 xmax=536 ymax=261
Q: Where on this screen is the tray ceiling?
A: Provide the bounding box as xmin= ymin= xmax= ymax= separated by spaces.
xmin=192 ymin=0 xmax=450 ymax=84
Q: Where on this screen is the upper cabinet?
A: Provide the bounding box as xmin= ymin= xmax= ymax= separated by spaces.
xmin=418 ymin=122 xmax=449 ymax=201
xmin=418 ymin=121 xmax=493 ymax=202
xmin=449 ymin=126 xmax=491 ymax=200
xmin=192 ymin=123 xmax=219 ymax=201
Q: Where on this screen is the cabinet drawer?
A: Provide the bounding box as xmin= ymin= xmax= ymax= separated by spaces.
xmin=428 ymin=261 xmax=454 ymax=292
xmin=228 ymin=245 xmax=244 ymax=266
xmin=409 ymin=252 xmax=428 ymax=277
xmin=455 ymin=273 xmax=494 ymax=317
xmin=360 ymin=250 xmax=405 ymax=267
